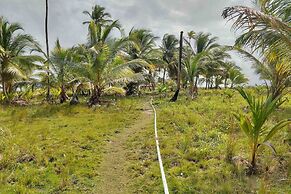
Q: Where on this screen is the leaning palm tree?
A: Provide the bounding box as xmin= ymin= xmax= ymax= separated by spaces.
xmin=222 ymin=0 xmax=291 ymax=98
xmin=222 ymin=0 xmax=291 ymax=58
xmin=228 ymin=66 xmax=249 ymax=88
xmin=0 ymin=17 xmax=42 ymax=101
xmin=232 ymin=46 xmax=290 ymax=99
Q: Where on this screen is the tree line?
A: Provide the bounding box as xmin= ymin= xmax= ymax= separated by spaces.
xmin=0 ymin=4 xmax=250 ymax=105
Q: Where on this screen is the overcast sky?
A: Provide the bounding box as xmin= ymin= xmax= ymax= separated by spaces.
xmin=0 ymin=0 xmax=262 ymax=85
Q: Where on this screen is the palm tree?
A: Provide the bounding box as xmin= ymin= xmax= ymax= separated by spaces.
xmin=83 ymin=5 xmax=113 ymax=26
xmin=75 ymin=20 xmax=145 ymax=106
xmin=73 ymin=43 xmax=143 ymax=106
xmin=234 ymin=88 xmax=291 ymax=174
xmin=0 ymin=17 xmax=42 ymax=101
xmin=50 ymin=39 xmax=79 ymax=103
xmin=160 ymin=34 xmax=179 ymax=85
xmin=228 ymin=66 xmax=248 ymax=88
xmin=232 ymin=46 xmax=289 ymax=99
xmin=83 ymin=5 xmax=121 ymax=47
xmin=204 ymin=47 xmax=231 ymax=89
xmin=183 ymin=32 xmax=223 ymax=95
xmin=222 ymin=0 xmax=290 ymax=58
xmin=123 ymin=28 xmax=158 ymax=93
xmin=184 ymin=51 xmax=207 ymax=98
xmin=222 ymin=0 xmax=291 ymax=99
xmin=126 ymin=28 xmax=158 ymax=60
xmin=221 ymin=61 xmax=236 ymax=88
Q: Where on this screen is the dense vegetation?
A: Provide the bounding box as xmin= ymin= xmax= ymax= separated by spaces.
xmin=0 ymin=0 xmax=290 ymax=193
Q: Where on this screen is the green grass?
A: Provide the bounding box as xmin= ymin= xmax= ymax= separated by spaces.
xmin=0 ymin=90 xmax=290 ymax=193
xmin=127 ymin=89 xmax=291 ymax=193
xmin=0 ymin=97 xmax=144 ymax=193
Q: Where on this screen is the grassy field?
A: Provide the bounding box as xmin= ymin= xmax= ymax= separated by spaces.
xmin=0 ymin=98 xmax=145 ymax=193
xmin=0 ymin=90 xmax=290 ymax=193
xmin=127 ymin=89 xmax=291 ymax=193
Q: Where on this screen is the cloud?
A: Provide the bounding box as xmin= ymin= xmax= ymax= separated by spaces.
xmin=0 ymin=0 xmax=262 ymax=85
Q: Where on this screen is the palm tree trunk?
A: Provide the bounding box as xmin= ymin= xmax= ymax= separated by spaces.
xmin=250 ymin=143 xmax=257 ymax=174
xmin=170 ymin=31 xmax=183 ymax=102
xmin=189 ymin=77 xmax=196 ymax=99
xmin=59 ymin=85 xmax=68 ymax=103
xmin=162 ymin=68 xmax=166 ymax=85
xmin=193 ymin=75 xmax=199 ymax=95
xmin=45 ymin=0 xmax=51 ymax=101
xmin=224 ymin=77 xmax=227 ymax=88
xmin=88 ymin=85 xmax=102 ymax=106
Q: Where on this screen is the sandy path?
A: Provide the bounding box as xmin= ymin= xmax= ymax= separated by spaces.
xmin=95 ymin=103 xmax=152 ymax=194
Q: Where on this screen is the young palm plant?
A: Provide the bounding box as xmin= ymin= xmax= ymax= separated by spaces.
xmin=234 ymin=88 xmax=291 ymax=174
xmin=73 ymin=41 xmax=143 ymax=106
xmin=50 ymin=40 xmax=80 ymax=103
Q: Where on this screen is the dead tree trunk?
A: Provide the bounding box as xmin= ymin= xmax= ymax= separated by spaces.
xmin=45 ymin=0 xmax=51 ymax=101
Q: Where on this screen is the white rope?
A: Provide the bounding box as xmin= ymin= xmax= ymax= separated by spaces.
xmin=150 ymin=99 xmax=169 ymax=194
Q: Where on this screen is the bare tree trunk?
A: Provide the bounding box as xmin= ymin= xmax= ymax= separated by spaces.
xmin=170 ymin=31 xmax=183 ymax=102
xmin=45 ymin=0 xmax=51 ymax=101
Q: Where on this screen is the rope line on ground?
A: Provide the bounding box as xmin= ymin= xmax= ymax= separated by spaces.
xmin=150 ymin=99 xmax=169 ymax=194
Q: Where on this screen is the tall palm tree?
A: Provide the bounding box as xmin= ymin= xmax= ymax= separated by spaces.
xmin=83 ymin=5 xmax=113 ymax=26
xmin=160 ymin=34 xmax=179 ymax=85
xmin=123 ymin=28 xmax=158 ymax=93
xmin=0 ymin=17 xmax=42 ymax=101
xmin=221 ymin=61 xmax=236 ymax=88
xmin=183 ymin=32 xmax=222 ymax=96
xmin=126 ymin=28 xmax=158 ymax=60
xmin=184 ymin=51 xmax=208 ymax=98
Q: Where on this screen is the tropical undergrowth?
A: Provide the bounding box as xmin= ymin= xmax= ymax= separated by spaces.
xmin=127 ymin=89 xmax=290 ymax=193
